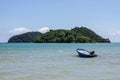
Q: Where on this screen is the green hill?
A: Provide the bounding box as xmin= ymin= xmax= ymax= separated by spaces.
xmin=8 ymin=32 xmax=41 ymax=43
xmin=8 ymin=27 xmax=110 ymax=43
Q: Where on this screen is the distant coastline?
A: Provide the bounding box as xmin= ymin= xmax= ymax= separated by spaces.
xmin=8 ymin=27 xmax=110 ymax=43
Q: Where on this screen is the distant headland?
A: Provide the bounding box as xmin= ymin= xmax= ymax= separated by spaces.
xmin=8 ymin=27 xmax=110 ymax=43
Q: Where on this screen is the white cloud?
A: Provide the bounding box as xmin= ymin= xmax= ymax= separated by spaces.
xmin=106 ymin=31 xmax=120 ymax=42
xmin=97 ymin=31 xmax=120 ymax=42
xmin=108 ymin=31 xmax=120 ymax=36
xmin=9 ymin=27 xmax=31 ymax=35
xmin=38 ymin=27 xmax=49 ymax=33
xmin=9 ymin=27 xmax=50 ymax=35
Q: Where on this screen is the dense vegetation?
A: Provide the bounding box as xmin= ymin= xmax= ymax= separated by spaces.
xmin=8 ymin=27 xmax=110 ymax=43
xmin=8 ymin=32 xmax=41 ymax=43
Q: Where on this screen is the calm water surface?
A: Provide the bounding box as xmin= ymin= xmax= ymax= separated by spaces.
xmin=0 ymin=43 xmax=120 ymax=80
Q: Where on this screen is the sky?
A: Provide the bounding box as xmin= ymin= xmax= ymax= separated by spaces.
xmin=0 ymin=0 xmax=120 ymax=42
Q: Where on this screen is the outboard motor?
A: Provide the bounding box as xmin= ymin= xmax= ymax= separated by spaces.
xmin=90 ymin=51 xmax=95 ymax=55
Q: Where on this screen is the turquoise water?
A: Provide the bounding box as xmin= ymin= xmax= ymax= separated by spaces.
xmin=0 ymin=43 xmax=120 ymax=80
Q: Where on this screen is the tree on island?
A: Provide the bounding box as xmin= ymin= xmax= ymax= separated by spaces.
xmin=8 ymin=27 xmax=110 ymax=43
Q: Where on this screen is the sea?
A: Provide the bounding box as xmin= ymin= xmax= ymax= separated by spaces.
xmin=0 ymin=43 xmax=120 ymax=80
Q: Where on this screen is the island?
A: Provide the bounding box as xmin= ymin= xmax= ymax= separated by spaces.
xmin=8 ymin=27 xmax=110 ymax=43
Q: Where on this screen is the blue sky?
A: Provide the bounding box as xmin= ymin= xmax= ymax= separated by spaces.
xmin=0 ymin=0 xmax=120 ymax=42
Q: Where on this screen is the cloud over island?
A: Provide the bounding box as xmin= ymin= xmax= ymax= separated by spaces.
xmin=38 ymin=27 xmax=49 ymax=33
xmin=9 ymin=27 xmax=31 ymax=35
xmin=9 ymin=27 xmax=49 ymax=35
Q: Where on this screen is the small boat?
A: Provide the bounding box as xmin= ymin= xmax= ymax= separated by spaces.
xmin=76 ymin=48 xmax=98 ymax=58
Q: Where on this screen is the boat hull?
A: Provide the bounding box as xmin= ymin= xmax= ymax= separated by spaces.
xmin=76 ymin=49 xmax=98 ymax=58
xmin=77 ymin=52 xmax=97 ymax=58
